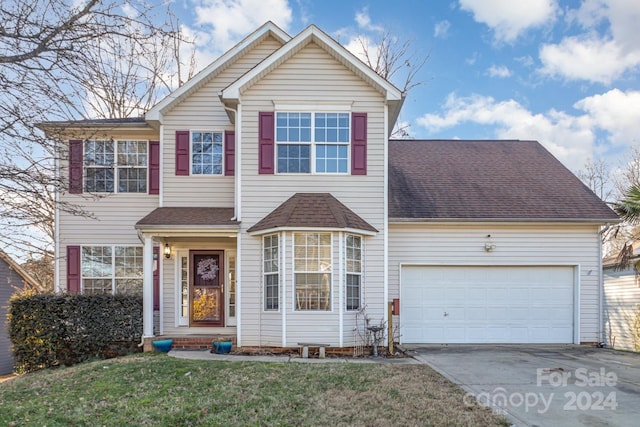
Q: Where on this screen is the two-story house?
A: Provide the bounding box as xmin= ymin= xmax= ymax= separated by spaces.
xmin=40 ymin=22 xmax=618 ymax=350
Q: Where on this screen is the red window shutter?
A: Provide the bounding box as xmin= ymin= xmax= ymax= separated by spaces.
xmin=258 ymin=112 xmax=274 ymax=174
xmin=153 ymin=246 xmax=160 ymax=311
xmin=351 ymin=113 xmax=367 ymax=175
xmin=224 ymin=131 xmax=235 ymax=176
xmin=175 ymin=131 xmax=190 ymax=176
xmin=149 ymin=141 xmax=160 ymax=194
xmin=68 ymin=140 xmax=83 ymax=193
xmin=67 ymin=245 xmax=81 ymax=293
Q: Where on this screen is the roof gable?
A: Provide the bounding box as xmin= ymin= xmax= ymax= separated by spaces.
xmin=247 ymin=193 xmax=378 ymax=235
xmin=0 ymin=249 xmax=39 ymax=290
xmin=145 ymin=21 xmax=290 ymax=123
xmin=221 ymin=24 xmax=404 ymax=133
xmin=389 ymin=140 xmax=619 ymax=223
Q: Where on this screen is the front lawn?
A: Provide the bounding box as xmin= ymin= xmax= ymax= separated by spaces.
xmin=0 ymin=354 xmax=508 ymax=426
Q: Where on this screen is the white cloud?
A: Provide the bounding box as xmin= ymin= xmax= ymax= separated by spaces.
xmin=570 ymin=0 xmax=640 ymax=53
xmin=574 ymin=89 xmax=640 ymax=146
xmin=355 ymin=7 xmax=384 ymax=33
xmin=434 ymin=20 xmax=451 ymax=38
xmin=417 ymin=89 xmax=640 ymax=169
xmin=459 ymin=0 xmax=558 ymax=42
xmin=539 ymin=36 xmax=640 ymax=84
xmin=194 ymin=0 xmax=292 ymax=52
xmin=487 ymin=65 xmax=512 ymax=78
xmin=540 ymin=0 xmax=640 ymax=83
xmin=515 ymin=55 xmax=534 ymax=67
xmin=344 ymin=35 xmax=380 ymax=69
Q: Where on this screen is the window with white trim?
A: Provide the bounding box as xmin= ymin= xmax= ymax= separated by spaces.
xmin=346 ymin=235 xmax=362 ymax=311
xmin=191 ymin=131 xmax=223 ymax=175
xmin=84 ymin=140 xmax=147 ymax=193
xmin=81 ymin=246 xmax=143 ymax=295
xmin=263 ymin=235 xmax=279 ymax=310
xmin=276 ymin=112 xmax=349 ymax=174
xmin=294 ymin=233 xmax=332 ymax=311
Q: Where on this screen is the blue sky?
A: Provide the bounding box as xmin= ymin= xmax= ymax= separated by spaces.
xmin=172 ymin=0 xmax=640 ymax=173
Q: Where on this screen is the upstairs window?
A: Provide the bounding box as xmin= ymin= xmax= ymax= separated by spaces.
xmin=191 ymin=131 xmax=223 ymax=175
xmin=276 ymin=112 xmax=350 ymax=174
xmin=84 ymin=140 xmax=147 ymax=193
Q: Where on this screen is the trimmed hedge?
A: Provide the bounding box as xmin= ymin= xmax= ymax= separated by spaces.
xmin=8 ymin=292 xmax=143 ymax=373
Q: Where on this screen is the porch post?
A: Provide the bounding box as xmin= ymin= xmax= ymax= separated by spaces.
xmin=143 ymin=235 xmax=154 ymax=338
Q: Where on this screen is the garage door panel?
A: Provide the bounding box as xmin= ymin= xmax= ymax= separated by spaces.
xmin=401 ymin=266 xmax=575 ymax=344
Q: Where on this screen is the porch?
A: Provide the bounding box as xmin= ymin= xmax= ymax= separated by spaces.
xmin=135 ymin=207 xmax=240 ymax=348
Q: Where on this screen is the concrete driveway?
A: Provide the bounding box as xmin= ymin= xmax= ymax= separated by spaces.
xmin=406 ymin=345 xmax=640 ymax=427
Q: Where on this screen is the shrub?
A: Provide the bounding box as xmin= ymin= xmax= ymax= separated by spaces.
xmin=8 ymin=291 xmax=143 ymax=373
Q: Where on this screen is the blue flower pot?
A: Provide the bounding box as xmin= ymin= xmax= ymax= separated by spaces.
xmin=152 ymin=339 xmax=173 ymax=353
xmin=213 ymin=341 xmax=232 ymax=354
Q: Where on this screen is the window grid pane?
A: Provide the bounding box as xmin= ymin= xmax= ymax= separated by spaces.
xmin=277 ymin=144 xmax=310 ymax=173
xmin=263 ymin=235 xmax=279 ymax=311
xmin=316 ymin=144 xmax=348 ymax=173
xmin=81 ymin=246 xmax=143 ymax=296
xmin=346 ymin=235 xmax=362 ymax=311
xmin=192 ymin=131 xmax=223 ymax=175
xmin=84 ymin=140 xmax=148 ymax=193
xmin=294 ymin=233 xmax=332 ymax=311
xmin=116 ymin=140 xmax=147 ymax=193
xmin=276 ymin=112 xmax=350 ymax=174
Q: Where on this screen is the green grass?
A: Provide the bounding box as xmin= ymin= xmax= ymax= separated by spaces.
xmin=0 ymin=353 xmax=509 ymax=426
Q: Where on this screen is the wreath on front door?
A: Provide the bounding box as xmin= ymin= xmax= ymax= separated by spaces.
xmin=197 ymin=257 xmax=219 ymax=281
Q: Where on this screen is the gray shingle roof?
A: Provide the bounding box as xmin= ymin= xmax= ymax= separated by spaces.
xmin=247 ymin=193 xmax=377 ymax=233
xmin=389 ymin=139 xmax=619 ymax=222
xmin=136 ymin=207 xmax=238 ymax=228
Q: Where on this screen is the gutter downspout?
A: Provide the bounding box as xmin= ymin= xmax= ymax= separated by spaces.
xmin=54 ymin=140 xmax=61 ymax=292
xmin=598 ymin=223 xmax=611 ymax=345
xmin=221 ymin=100 xmax=242 ymax=346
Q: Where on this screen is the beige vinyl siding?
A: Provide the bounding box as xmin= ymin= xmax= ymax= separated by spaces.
xmin=603 ymin=265 xmax=640 ymax=351
xmin=57 ymin=196 xmax=159 ymax=290
xmin=388 ymin=223 xmax=603 ymax=343
xmin=162 ymin=36 xmax=283 ymax=208
xmin=238 ymin=42 xmax=387 ymax=347
xmin=56 ymin=128 xmax=160 ymax=290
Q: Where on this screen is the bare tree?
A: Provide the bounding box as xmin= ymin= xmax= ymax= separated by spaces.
xmin=0 ymin=0 xmax=193 ymax=287
xmin=353 ymin=31 xmax=429 ymax=94
xmin=577 ymin=157 xmax=613 ymax=202
xmin=349 ymin=31 xmax=429 ymax=138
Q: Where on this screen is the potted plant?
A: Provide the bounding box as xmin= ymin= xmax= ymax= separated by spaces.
xmin=212 ymin=337 xmax=233 ymax=354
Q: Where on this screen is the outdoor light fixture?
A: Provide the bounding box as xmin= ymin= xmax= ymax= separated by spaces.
xmin=164 ymin=243 xmax=171 ymax=259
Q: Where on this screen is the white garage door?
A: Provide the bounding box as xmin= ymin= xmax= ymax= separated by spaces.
xmin=400 ymin=266 xmax=575 ymax=344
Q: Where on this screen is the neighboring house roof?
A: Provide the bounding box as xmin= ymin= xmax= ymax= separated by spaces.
xmin=136 ymin=208 xmax=238 ymax=232
xmin=221 ymin=24 xmax=405 ymax=135
xmin=389 ymin=139 xmax=619 ymax=223
xmin=247 ymin=193 xmax=378 ymax=235
xmin=0 ymin=249 xmax=39 ymax=290
xmin=145 ymin=21 xmax=291 ymax=124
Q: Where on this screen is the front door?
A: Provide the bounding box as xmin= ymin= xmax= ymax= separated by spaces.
xmin=190 ymin=250 xmax=224 ymax=326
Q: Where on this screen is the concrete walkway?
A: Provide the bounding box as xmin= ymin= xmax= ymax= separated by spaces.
xmin=168 ymin=349 xmax=419 ymax=364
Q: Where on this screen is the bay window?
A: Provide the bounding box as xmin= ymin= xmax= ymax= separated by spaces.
xmin=263 ymin=234 xmax=279 ymax=310
xmin=294 ymin=233 xmax=332 ymax=311
xmin=346 ymin=235 xmax=362 ymax=311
